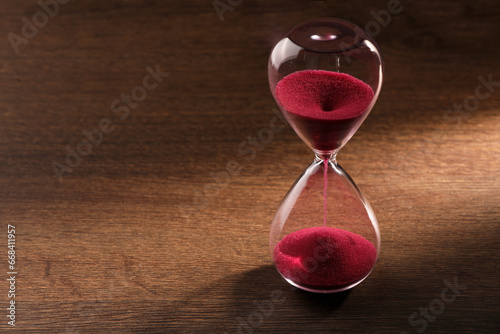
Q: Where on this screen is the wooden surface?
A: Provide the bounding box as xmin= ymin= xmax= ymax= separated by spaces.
xmin=0 ymin=0 xmax=499 ymax=333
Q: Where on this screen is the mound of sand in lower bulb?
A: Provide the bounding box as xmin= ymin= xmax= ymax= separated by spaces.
xmin=273 ymin=227 xmax=377 ymax=289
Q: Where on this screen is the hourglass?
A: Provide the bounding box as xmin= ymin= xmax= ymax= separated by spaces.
xmin=268 ymin=18 xmax=383 ymax=293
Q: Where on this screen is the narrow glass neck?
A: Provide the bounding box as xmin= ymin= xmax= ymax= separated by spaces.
xmin=314 ymin=150 xmax=337 ymax=162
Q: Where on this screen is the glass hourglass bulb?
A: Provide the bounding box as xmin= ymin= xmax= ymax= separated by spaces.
xmin=268 ymin=18 xmax=383 ymax=293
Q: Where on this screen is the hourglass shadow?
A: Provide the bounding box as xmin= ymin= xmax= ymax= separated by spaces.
xmin=222 ymin=264 xmax=353 ymax=331
xmin=220 ymin=265 xmax=353 ymax=333
xmin=133 ymin=265 xmax=352 ymax=333
xmin=231 ymin=265 xmax=351 ymax=309
xmin=291 ymin=284 xmax=351 ymax=308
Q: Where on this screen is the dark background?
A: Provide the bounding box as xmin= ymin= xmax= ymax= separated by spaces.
xmin=0 ymin=0 xmax=499 ymax=333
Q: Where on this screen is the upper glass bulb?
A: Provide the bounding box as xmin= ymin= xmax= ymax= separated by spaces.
xmin=268 ymin=18 xmax=384 ymax=156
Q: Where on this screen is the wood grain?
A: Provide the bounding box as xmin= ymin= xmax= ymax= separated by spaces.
xmin=0 ymin=0 xmax=498 ymax=333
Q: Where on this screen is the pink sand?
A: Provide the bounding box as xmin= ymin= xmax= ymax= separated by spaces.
xmin=274 ymin=70 xmax=374 ymax=151
xmin=274 ymin=227 xmax=377 ymax=288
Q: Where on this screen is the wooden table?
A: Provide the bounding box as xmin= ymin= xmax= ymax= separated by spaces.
xmin=0 ymin=0 xmax=498 ymax=333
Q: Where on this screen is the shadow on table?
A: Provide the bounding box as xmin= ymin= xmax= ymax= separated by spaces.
xmin=225 ymin=264 xmax=351 ymax=310
xmin=135 ymin=265 xmax=352 ymax=333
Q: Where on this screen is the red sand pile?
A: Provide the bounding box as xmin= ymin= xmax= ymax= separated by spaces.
xmin=273 ymin=227 xmax=377 ymax=289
